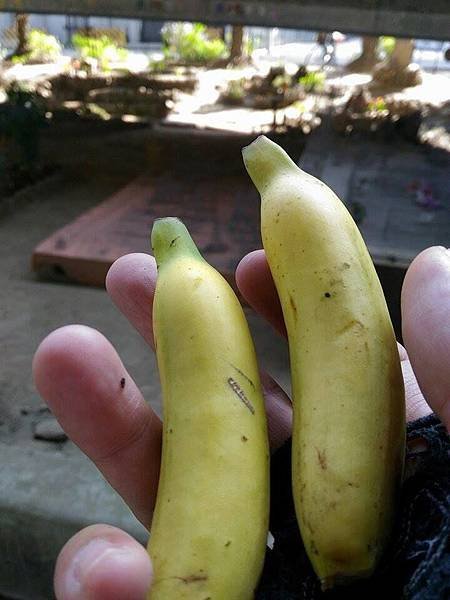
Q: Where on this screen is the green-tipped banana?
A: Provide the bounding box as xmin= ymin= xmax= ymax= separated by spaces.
xmin=147 ymin=217 xmax=269 ymax=599
xmin=243 ymin=137 xmax=405 ymax=590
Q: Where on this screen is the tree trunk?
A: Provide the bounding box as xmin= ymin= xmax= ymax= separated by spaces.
xmin=216 ymin=26 xmax=226 ymax=42
xmin=388 ymin=38 xmax=414 ymax=71
xmin=229 ymin=25 xmax=244 ymax=62
xmin=372 ymin=38 xmax=421 ymax=88
xmin=347 ymin=36 xmax=379 ymax=72
xmin=14 ymin=13 xmax=30 ymax=56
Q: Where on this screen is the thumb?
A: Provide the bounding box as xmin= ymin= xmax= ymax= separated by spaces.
xmin=54 ymin=524 xmax=152 ymax=600
xmin=401 ymin=246 xmax=450 ymax=431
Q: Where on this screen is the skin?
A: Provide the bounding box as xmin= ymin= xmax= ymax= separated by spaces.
xmin=32 ymin=246 xmax=450 ymax=600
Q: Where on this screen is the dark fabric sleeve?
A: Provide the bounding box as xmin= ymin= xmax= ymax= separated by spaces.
xmin=256 ymin=414 xmax=450 ymax=600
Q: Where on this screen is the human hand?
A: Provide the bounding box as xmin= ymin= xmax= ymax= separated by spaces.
xmin=32 ymin=245 xmax=450 ymax=599
xmin=32 ymin=251 xmax=292 ymax=599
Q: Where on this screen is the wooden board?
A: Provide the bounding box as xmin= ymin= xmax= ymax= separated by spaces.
xmin=32 ymin=120 xmax=449 ymax=289
xmin=1 ymin=0 xmax=449 ymax=38
xmin=32 ymin=173 xmax=260 ymax=288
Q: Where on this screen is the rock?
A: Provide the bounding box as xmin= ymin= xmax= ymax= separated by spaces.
xmin=21 ymin=404 xmax=49 ymax=416
xmin=33 ymin=418 xmax=67 ymax=443
xmin=372 ymin=62 xmax=422 ymax=88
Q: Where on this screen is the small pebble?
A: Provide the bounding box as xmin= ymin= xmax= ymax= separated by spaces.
xmin=33 ymin=418 xmax=67 ymax=443
xmin=21 ymin=404 xmax=50 ymax=416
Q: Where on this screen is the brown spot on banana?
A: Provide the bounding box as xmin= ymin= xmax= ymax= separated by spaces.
xmin=173 ymin=574 xmax=209 ymax=584
xmin=289 ymin=293 xmax=297 ymax=320
xmin=316 ymin=447 xmax=327 ymax=470
xmin=336 ymin=319 xmax=365 ymax=336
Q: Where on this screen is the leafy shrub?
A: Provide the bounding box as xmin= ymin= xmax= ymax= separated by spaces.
xmin=379 ymin=36 xmax=396 ymax=59
xmin=226 ymin=78 xmax=245 ymax=101
xmin=368 ymin=96 xmax=388 ymax=113
xmin=12 ymin=29 xmax=61 ymax=64
xmin=149 ymin=57 xmax=169 ymax=72
xmin=72 ymin=33 xmax=128 ymax=70
xmin=162 ymin=22 xmax=226 ymax=64
xmin=298 ymin=70 xmax=325 ymax=93
xmin=272 ymin=73 xmax=293 ymax=90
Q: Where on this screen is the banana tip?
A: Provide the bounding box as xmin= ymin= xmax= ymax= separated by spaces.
xmin=241 ymin=135 xmax=270 ymax=163
xmin=151 ymin=217 xmax=201 ymax=267
xmin=242 ymin=135 xmax=295 ymax=192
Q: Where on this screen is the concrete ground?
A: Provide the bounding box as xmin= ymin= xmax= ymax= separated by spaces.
xmin=0 ymin=121 xmax=290 ymax=433
xmin=0 ymin=121 xmax=289 ymax=599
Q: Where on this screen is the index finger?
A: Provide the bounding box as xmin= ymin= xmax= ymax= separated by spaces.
xmin=236 ymin=250 xmax=286 ymax=338
xmin=106 ymin=253 xmax=157 ymax=349
xmin=402 ymin=246 xmax=450 ymax=430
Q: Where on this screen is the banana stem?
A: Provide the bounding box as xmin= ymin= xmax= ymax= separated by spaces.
xmin=151 ymin=217 xmax=202 ymax=268
xmin=242 ymin=135 xmax=297 ymax=193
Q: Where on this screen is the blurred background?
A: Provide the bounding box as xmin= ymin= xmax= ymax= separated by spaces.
xmin=0 ymin=2 xmax=449 ymax=598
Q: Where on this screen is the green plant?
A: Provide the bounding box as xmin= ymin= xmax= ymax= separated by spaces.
xmin=12 ymin=29 xmax=61 ymax=64
xmin=292 ymin=100 xmax=306 ymax=113
xmin=379 ymin=36 xmax=396 ymax=59
xmin=162 ymin=22 xmax=226 ymax=64
xmin=226 ymin=78 xmax=245 ymax=101
xmin=150 ymin=57 xmax=168 ymax=72
xmin=272 ymin=73 xmax=292 ymax=90
xmin=368 ymin=96 xmax=387 ymax=112
xmin=299 ymin=70 xmax=325 ymax=93
xmin=72 ymin=33 xmax=128 ymax=71
xmin=244 ymin=34 xmax=257 ymax=57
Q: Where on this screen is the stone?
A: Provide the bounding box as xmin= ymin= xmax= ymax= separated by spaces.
xmin=33 ymin=417 xmax=67 ymax=442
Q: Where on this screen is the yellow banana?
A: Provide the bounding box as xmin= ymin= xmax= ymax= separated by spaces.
xmin=242 ymin=136 xmax=405 ymax=590
xmin=147 ymin=217 xmax=269 ymax=599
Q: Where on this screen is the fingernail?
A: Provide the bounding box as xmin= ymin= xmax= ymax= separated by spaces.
xmin=425 ymin=246 xmax=450 ymax=264
xmin=438 ymin=247 xmax=450 ymax=262
xmin=63 ymin=538 xmax=131 ymax=599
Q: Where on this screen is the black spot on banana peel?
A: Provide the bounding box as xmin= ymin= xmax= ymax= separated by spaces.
xmin=243 ymin=136 xmax=405 ymax=591
xmin=147 ymin=217 xmax=269 ymax=599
